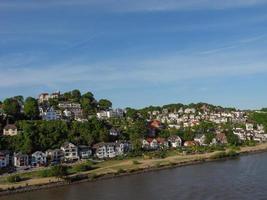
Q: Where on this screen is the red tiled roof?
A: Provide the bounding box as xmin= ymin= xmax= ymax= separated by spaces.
xmin=149 ymin=120 xmax=161 ymax=129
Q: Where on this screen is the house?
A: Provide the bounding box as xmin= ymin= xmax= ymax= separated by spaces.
xmin=168 ymin=135 xmax=182 ymax=148
xmin=257 ymin=124 xmax=265 ymax=133
xmin=109 ymin=128 xmax=120 ymax=137
xmin=78 ymin=145 xmax=92 ymax=159
xmin=3 ymin=124 xmax=18 ymax=136
xmin=115 ymin=141 xmax=132 ymax=155
xmin=246 ymin=123 xmax=254 ymax=131
xmin=157 ymin=138 xmax=169 ymax=148
xmin=42 ymin=107 xmax=61 ymax=121
xmin=58 ymin=102 xmax=81 ymax=109
xmin=63 ymin=109 xmax=73 ymax=118
xmin=194 ymin=134 xmax=207 ymax=146
xmin=184 ymin=141 xmax=199 ymax=147
xmin=233 ymin=128 xmax=246 ymax=141
xmin=93 ymin=142 xmax=116 ymax=159
xmin=46 ymin=149 xmax=64 ymax=163
xmin=14 ymin=152 xmax=29 ymax=168
xmin=61 ymin=142 xmax=79 ymax=161
xmin=96 ymin=111 xmax=108 ymax=119
xmin=148 ymin=120 xmax=162 ymax=137
xmin=38 ymin=93 xmax=50 ymax=103
xmin=50 ymin=91 xmax=60 ymax=99
xmin=142 ymin=138 xmax=159 ymax=150
xmin=0 ymin=151 xmax=10 ymax=168
xmin=184 ymin=108 xmax=196 ymax=114
xmin=142 ymin=139 xmax=150 ymax=150
xmin=31 ymin=151 xmax=47 ymax=167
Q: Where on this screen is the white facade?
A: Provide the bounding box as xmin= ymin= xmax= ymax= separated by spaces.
xmin=61 ymin=142 xmax=79 ymax=161
xmin=14 ymin=153 xmax=29 ymax=167
xmin=3 ymin=125 xmax=18 ymax=136
xmin=42 ymin=107 xmax=61 ymax=121
xmin=168 ymin=136 xmax=182 ymax=148
xmin=94 ymin=143 xmax=116 ymax=159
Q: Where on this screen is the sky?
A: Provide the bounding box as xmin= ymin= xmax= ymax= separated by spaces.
xmin=0 ymin=0 xmax=267 ymax=109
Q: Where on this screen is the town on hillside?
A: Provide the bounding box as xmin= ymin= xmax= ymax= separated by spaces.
xmin=0 ymin=90 xmax=266 ymax=173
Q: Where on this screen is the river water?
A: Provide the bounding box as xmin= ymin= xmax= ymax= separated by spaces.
xmin=2 ymin=152 xmax=267 ymax=200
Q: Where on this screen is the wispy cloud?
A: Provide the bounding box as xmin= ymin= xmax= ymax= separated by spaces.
xmin=1 ymin=41 xmax=267 ymax=91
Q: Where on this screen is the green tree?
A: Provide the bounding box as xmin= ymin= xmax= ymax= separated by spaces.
xmin=13 ymin=96 xmax=24 ymax=105
xmin=98 ymin=99 xmax=112 ymax=111
xmin=7 ymin=175 xmax=22 ymax=183
xmin=128 ymin=119 xmax=148 ymax=150
xmin=226 ymin=130 xmax=240 ymax=146
xmin=99 ymin=128 xmax=109 ymax=142
xmin=125 ymin=108 xmax=139 ymax=120
xmin=2 ymin=98 xmax=21 ymax=119
xmin=204 ymin=132 xmax=214 ymax=144
xmin=50 ymin=165 xmax=68 ymax=179
xmin=24 ymin=97 xmax=39 ymax=120
xmin=71 ymin=89 xmax=81 ymax=102
xmin=80 ymin=92 xmax=97 ymax=116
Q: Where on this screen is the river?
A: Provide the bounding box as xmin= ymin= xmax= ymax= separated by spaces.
xmin=2 ymin=152 xmax=267 ymax=200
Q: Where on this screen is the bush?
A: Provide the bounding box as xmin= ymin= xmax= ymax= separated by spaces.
xmin=7 ymin=175 xmax=22 ymax=183
xmin=73 ymin=163 xmax=92 ymax=172
xmin=132 ymin=160 xmax=140 ymax=165
xmin=50 ymin=165 xmax=69 ymax=178
xmin=211 ymin=150 xmax=239 ymax=159
xmin=38 ymin=169 xmax=53 ymax=178
xmin=116 ymin=168 xmax=126 ymax=174
xmin=227 ymin=150 xmax=239 ymax=157
xmin=211 ymin=151 xmax=227 ymax=159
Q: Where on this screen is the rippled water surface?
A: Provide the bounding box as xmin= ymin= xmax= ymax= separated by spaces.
xmin=3 ymin=152 xmax=267 ymax=200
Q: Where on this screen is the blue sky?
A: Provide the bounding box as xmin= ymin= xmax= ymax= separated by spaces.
xmin=1 ymin=0 xmax=267 ymax=109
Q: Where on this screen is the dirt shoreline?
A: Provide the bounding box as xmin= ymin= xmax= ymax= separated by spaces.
xmin=1 ymin=144 xmax=267 ymax=197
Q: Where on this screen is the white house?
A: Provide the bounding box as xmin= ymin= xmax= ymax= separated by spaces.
xmin=42 ymin=107 xmax=61 ymax=121
xmin=115 ymin=141 xmax=132 ymax=156
xmin=61 ymin=142 xmax=79 ymax=161
xmin=38 ymin=93 xmax=50 ymax=103
xmin=14 ymin=152 xmax=29 ymax=168
xmin=3 ymin=124 xmax=18 ymax=136
xmin=168 ymin=135 xmax=182 ymax=148
xmin=46 ymin=149 xmax=64 ymax=163
xmin=97 ymin=109 xmax=124 ymax=119
xmin=246 ymin=123 xmax=254 ymax=131
xmin=31 ymin=151 xmax=47 ymax=167
xmin=93 ymin=143 xmax=116 ymax=159
xmin=194 ymin=134 xmax=207 ymax=146
xmin=142 ymin=138 xmax=159 ymax=150
xmin=233 ymin=128 xmax=246 ymax=141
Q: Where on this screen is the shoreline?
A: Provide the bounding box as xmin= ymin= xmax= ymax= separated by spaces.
xmin=1 ymin=144 xmax=267 ymax=197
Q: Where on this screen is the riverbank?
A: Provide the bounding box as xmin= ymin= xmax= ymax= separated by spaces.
xmin=1 ymin=142 xmax=267 ymax=196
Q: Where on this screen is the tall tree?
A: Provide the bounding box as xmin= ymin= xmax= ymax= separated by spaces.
xmin=71 ymin=89 xmax=81 ymax=102
xmin=80 ymin=92 xmax=97 ymax=116
xmin=98 ymin=99 xmax=112 ymax=111
xmin=2 ymin=98 xmax=21 ymax=120
xmin=24 ymin=97 xmax=39 ymax=120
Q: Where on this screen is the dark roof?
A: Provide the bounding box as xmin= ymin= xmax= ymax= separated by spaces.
xmin=4 ymin=124 xmax=17 ymax=130
xmin=61 ymin=142 xmax=76 ymax=148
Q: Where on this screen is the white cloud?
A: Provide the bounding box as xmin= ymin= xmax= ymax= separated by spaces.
xmin=1 ymin=41 xmax=267 ymax=91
